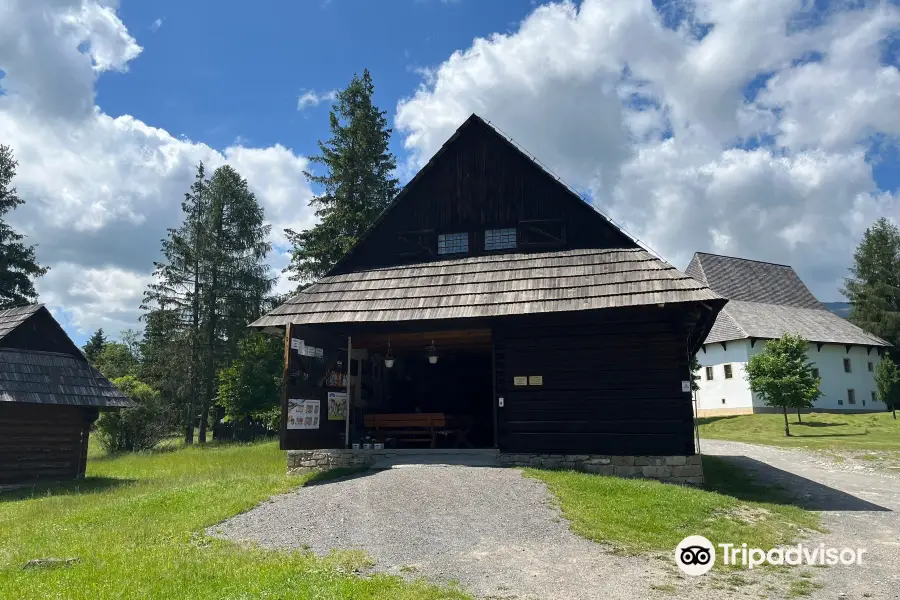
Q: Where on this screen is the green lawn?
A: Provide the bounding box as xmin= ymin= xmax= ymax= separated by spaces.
xmin=526 ymin=456 xmax=821 ymax=556
xmin=698 ymin=412 xmax=900 ymax=451
xmin=0 ymin=441 xmax=468 ymax=600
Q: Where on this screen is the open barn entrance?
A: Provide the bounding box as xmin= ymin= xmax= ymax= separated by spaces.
xmin=350 ymin=329 xmax=495 ymax=449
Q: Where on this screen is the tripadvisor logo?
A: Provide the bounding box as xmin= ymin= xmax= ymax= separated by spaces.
xmin=675 ymin=535 xmax=715 ymax=576
xmin=675 ymin=536 xmax=867 ymax=575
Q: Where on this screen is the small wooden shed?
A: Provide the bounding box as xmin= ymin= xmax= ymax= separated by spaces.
xmin=0 ymin=305 xmax=131 ymax=484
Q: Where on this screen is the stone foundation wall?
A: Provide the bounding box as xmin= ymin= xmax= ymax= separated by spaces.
xmin=497 ymin=453 xmax=703 ymax=484
xmin=287 ymin=449 xmax=704 ymax=484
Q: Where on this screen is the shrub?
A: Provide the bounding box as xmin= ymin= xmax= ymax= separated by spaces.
xmin=96 ymin=375 xmax=173 ymax=452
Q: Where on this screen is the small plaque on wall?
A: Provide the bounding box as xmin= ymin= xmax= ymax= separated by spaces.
xmin=528 ymin=375 xmax=543 ymax=386
xmin=513 ymin=376 xmax=528 ymax=386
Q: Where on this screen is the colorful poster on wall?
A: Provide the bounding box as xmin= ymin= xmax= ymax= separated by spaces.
xmin=327 ymin=391 xmax=347 ymax=420
xmin=325 ymin=367 xmax=347 ymax=388
xmin=287 ymin=399 xmax=320 ymax=430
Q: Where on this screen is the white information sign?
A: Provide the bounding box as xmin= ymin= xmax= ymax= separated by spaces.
xmin=287 ymin=398 xmax=320 ymax=430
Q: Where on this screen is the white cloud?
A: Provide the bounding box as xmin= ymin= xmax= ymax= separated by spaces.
xmin=297 ymin=89 xmax=338 ymax=111
xmin=0 ymin=0 xmax=315 ymax=337
xmin=150 ymin=17 xmax=163 ymax=33
xmin=396 ymin=0 xmax=900 ymax=300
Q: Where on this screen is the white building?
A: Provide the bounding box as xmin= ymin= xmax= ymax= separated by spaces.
xmin=686 ymin=252 xmax=890 ymax=416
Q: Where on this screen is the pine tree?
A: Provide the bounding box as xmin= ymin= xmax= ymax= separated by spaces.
xmin=843 ymin=218 xmax=900 ymax=353
xmin=285 ymin=69 xmax=398 ymax=283
xmin=83 ymin=328 xmax=107 ymax=364
xmin=142 ymin=163 xmax=208 ymax=444
xmin=0 ymin=144 xmax=48 ymax=307
xmin=874 ymin=356 xmax=899 ymax=420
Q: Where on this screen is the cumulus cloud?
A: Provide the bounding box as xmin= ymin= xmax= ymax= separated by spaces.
xmin=0 ymin=0 xmax=315 ymax=337
xmin=396 ymin=0 xmax=900 ymax=300
xmin=297 ymin=89 xmax=338 ymax=111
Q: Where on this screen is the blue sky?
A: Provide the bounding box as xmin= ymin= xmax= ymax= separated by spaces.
xmin=1 ymin=0 xmax=899 ymax=346
xmin=99 ymin=0 xmax=537 ymax=161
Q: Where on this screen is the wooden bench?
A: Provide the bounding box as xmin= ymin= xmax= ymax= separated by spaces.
xmin=364 ymin=413 xmax=447 ymax=448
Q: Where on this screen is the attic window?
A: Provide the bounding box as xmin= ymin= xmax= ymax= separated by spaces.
xmin=843 ymin=358 xmax=852 ymax=373
xmin=437 ymin=232 xmax=469 ymax=255
xmin=485 ymin=228 xmax=517 ymax=251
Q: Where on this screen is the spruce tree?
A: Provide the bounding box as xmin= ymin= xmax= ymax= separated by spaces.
xmin=843 ymin=218 xmax=900 ymax=353
xmin=83 ymin=328 xmax=107 ymax=363
xmin=0 ymin=144 xmax=48 ymax=307
xmin=142 ymin=163 xmax=208 ymax=444
xmin=197 ymin=165 xmax=272 ymax=443
xmin=285 ymin=69 xmax=398 ymax=283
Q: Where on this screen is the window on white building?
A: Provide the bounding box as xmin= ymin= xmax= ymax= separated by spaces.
xmin=868 ymin=362 xmax=874 ymax=372
xmin=705 ymin=366 xmax=714 ymax=380
xmin=721 ymin=398 xmax=726 ymax=404
xmin=437 ymin=232 xmax=469 ymax=255
xmin=724 ymin=364 xmax=733 ymax=379
xmin=843 ymin=358 xmax=852 ymax=373
xmin=484 ymin=228 xmax=517 ymax=251
xmin=872 ymin=391 xmax=877 ymax=403
xmin=847 ymin=389 xmax=856 ymax=405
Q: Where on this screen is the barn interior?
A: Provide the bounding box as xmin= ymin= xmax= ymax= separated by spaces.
xmin=348 ymin=329 xmax=495 ymax=449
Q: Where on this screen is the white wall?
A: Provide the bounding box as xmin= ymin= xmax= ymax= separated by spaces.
xmin=697 ymin=340 xmax=886 ymax=413
xmin=695 ymin=340 xmax=753 ymax=412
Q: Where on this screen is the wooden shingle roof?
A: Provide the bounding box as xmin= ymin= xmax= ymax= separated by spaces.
xmin=252 ymin=248 xmax=724 ymax=327
xmin=688 ymin=252 xmax=888 ymax=347
xmin=0 ymin=349 xmax=132 ymax=408
xmin=0 ymin=304 xmax=42 ymax=341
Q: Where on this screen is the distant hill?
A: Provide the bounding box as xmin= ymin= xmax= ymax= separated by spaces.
xmin=823 ymin=302 xmax=852 ymax=319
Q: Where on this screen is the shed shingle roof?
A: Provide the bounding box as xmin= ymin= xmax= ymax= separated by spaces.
xmin=0 ymin=349 xmax=132 ymax=408
xmin=252 ymin=248 xmax=724 ymax=327
xmin=0 ymin=304 xmax=42 ymax=341
xmin=688 ymin=252 xmax=888 ymax=347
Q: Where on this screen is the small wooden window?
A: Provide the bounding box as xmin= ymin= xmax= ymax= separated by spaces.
xmin=484 ymin=228 xmax=517 ymax=251
xmin=838 ymin=399 xmax=844 ymax=405
xmin=868 ymin=362 xmax=874 ymax=372
xmin=721 ymin=398 xmax=726 ymax=404
xmin=847 ymin=389 xmax=856 ymax=405
xmin=437 ymin=232 xmax=468 ymax=255
xmin=871 ymin=391 xmax=877 ymax=403
xmin=843 ymin=358 xmax=852 ymax=373
xmin=724 ymin=364 xmax=733 ymax=379
xmin=705 ymin=366 xmax=714 ymax=380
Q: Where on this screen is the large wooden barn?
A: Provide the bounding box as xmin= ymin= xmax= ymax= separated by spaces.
xmin=0 ymin=304 xmax=130 ymax=484
xmin=253 ymin=115 xmax=725 ymax=480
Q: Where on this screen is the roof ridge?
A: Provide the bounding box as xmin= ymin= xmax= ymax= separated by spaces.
xmin=695 ymin=251 xmax=792 ymax=269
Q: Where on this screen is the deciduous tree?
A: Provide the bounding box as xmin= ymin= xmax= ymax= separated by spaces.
xmin=745 ymin=334 xmax=821 ymax=436
xmin=874 ymin=355 xmax=899 ymax=420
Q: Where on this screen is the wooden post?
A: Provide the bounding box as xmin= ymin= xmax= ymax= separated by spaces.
xmin=345 ymin=336 xmax=352 ymax=448
xmin=281 ymin=323 xmax=291 ymax=450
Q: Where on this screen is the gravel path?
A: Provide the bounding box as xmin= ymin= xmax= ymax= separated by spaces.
xmin=703 ymin=440 xmax=900 ymax=599
xmin=212 ymin=446 xmax=900 ymax=600
xmin=211 ymin=465 xmax=676 ymax=600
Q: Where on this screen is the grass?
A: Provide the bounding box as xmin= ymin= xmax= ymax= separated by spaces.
xmin=525 ymin=456 xmax=820 ymax=556
xmin=699 ymin=412 xmax=900 ymax=451
xmin=0 ymin=440 xmax=469 ymax=600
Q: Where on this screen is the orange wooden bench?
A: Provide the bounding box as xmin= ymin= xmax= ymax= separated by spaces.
xmin=364 ymin=413 xmax=447 ymax=448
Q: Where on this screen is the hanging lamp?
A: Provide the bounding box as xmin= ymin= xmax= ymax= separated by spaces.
xmin=427 ymin=340 xmax=438 ymax=365
xmin=384 ymin=337 xmax=395 ymax=369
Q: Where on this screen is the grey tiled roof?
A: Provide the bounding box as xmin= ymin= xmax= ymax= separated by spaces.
xmin=686 ymin=253 xmax=823 ymax=309
xmin=253 ymin=248 xmax=725 ymax=327
xmin=704 ymin=301 xmax=888 ymax=346
xmin=0 ymin=349 xmax=132 ymax=407
xmin=0 ymin=304 xmax=41 ymax=341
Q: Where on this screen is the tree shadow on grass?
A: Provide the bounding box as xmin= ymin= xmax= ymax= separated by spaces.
xmin=0 ymin=477 xmax=136 ymax=503
xmin=704 ymin=455 xmax=890 ymax=512
xmin=793 ymin=421 xmax=847 ymax=428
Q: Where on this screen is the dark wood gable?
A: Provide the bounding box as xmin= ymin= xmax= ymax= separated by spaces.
xmin=331 ymin=114 xmax=637 ymax=275
xmin=0 ymin=306 xmax=83 ymax=356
